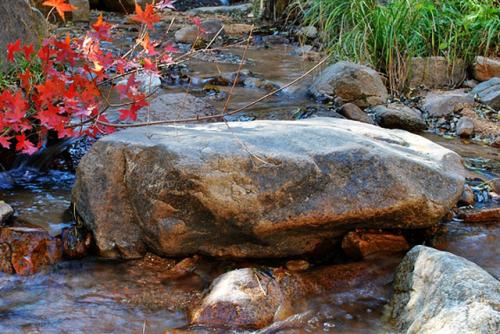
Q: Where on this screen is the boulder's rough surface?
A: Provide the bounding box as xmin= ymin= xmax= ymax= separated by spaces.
xmin=0 ymin=201 xmax=14 ymax=225
xmin=191 ymin=268 xmax=291 ymax=329
xmin=373 ymin=104 xmax=426 ymax=132
xmin=387 ymin=245 xmax=500 ymax=334
xmin=408 ymin=57 xmax=466 ymax=89
xmin=473 ymin=57 xmax=500 ymax=82
xmin=138 ymin=92 xmax=216 ymax=122
xmin=471 ymin=77 xmax=500 ymax=110
xmin=0 ymin=227 xmax=62 ymax=275
xmin=0 ymin=0 xmax=47 ymax=70
xmin=310 ymin=62 xmax=388 ymax=107
xmin=422 ymin=90 xmax=475 ymax=117
xmin=72 ymin=118 xmax=465 ymax=259
xmin=69 ymin=0 xmax=90 ymax=21
xmin=339 ymin=103 xmax=375 ymax=124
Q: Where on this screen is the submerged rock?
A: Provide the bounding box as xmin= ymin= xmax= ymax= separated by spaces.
xmin=309 ymin=61 xmax=388 ymax=107
xmin=138 ymin=92 xmax=216 ymax=122
xmin=471 ymin=77 xmax=500 ymax=110
xmin=72 ymin=118 xmax=465 ymax=259
xmin=373 ymin=103 xmax=426 ymax=132
xmin=408 ymin=57 xmax=466 ymax=89
xmin=387 ymin=245 xmax=500 ymax=334
xmin=190 ymin=268 xmax=292 ymax=329
xmin=175 ymin=20 xmax=224 ymax=44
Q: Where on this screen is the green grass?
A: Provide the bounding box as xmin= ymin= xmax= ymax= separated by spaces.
xmin=293 ymin=0 xmax=500 ymax=93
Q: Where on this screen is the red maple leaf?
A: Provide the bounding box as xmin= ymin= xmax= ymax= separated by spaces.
xmin=139 ymin=33 xmax=158 ymax=56
xmin=92 ymin=13 xmax=113 ymax=41
xmin=7 ymin=39 xmax=21 ymax=62
xmin=0 ymin=136 xmax=11 ymax=149
xmin=131 ymin=4 xmax=160 ymax=30
xmin=42 ymin=0 xmax=77 ymax=22
xmin=22 ymin=44 xmax=35 ymax=60
xmin=15 ymin=134 xmax=37 ymax=155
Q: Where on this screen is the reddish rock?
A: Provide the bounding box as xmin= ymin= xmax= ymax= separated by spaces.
xmin=473 ymin=56 xmax=500 ymax=82
xmin=0 ymin=227 xmax=62 ymax=275
xmin=62 ymin=226 xmax=93 ymax=259
xmin=0 ymin=242 xmax=14 ymax=274
xmin=341 ymin=230 xmax=410 ymax=259
xmin=458 ymin=207 xmax=500 ymax=223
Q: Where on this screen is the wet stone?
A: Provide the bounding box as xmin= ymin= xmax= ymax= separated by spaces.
xmin=286 ymin=260 xmax=310 ymax=272
xmin=0 ymin=201 xmax=14 ymax=225
xmin=458 ymin=207 xmax=500 ymax=224
xmin=341 ymin=230 xmax=410 ymax=260
xmin=62 ymin=226 xmax=93 ymax=259
xmin=0 ymin=227 xmax=63 ymax=275
xmin=0 ymin=242 xmax=14 ymax=274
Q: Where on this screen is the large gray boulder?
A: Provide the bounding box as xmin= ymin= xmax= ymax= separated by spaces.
xmin=422 ymin=89 xmax=475 ymax=117
xmin=0 ymin=0 xmax=47 ymax=70
xmin=309 ymin=61 xmax=388 ymax=107
xmin=387 ymin=246 xmax=500 ymax=334
xmin=72 ymin=118 xmax=465 ymax=259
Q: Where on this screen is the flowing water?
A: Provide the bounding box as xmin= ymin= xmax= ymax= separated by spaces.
xmin=0 ymin=42 xmax=499 ymax=333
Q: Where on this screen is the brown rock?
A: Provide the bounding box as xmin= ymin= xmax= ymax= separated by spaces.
xmin=310 ymin=61 xmax=388 ymax=107
xmin=225 ymin=24 xmax=254 ymax=35
xmin=190 ymin=268 xmax=292 ymax=329
xmin=339 ymin=103 xmax=375 ymax=124
xmin=341 ymin=230 xmax=410 ymax=259
xmin=0 ymin=227 xmax=62 ymax=275
xmin=175 ymin=20 xmax=224 ymax=44
xmin=408 ymin=57 xmax=466 ymax=89
xmin=456 ymin=116 xmax=474 ymax=137
xmin=161 ymin=255 xmax=200 ymax=280
xmin=72 ymin=118 xmax=465 ymax=259
xmin=458 ymin=207 xmax=500 ymax=223
xmin=373 ymin=103 xmax=426 ymax=132
xmin=458 ymin=185 xmax=475 ymax=206
xmin=0 ymin=242 xmax=14 ymax=274
xmin=473 ymin=56 xmax=500 ymax=82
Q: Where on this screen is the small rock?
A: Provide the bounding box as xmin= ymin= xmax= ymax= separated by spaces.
xmin=0 ymin=242 xmax=14 ymax=274
xmin=341 ymin=230 xmax=410 ymax=259
xmin=422 ymin=90 xmax=474 ymax=117
xmin=0 ymin=227 xmax=62 ymax=275
xmin=386 ymin=246 xmax=500 ymax=334
xmin=186 ymin=3 xmax=253 ymax=16
xmin=456 ymin=116 xmax=474 ymax=137
xmin=297 ymin=26 xmax=318 ymax=39
xmin=286 ymin=260 xmax=310 ymax=272
xmin=458 ymin=207 xmax=500 ymax=223
xmin=463 ymin=79 xmax=478 ymax=89
xmin=175 ymin=20 xmax=224 ymax=44
xmin=310 ymin=61 xmax=389 ymax=107
xmin=458 ymin=185 xmax=475 ymax=206
xmin=492 ymin=136 xmax=500 ymax=148
xmin=162 ymin=255 xmax=200 ymax=280
xmin=191 ymin=268 xmax=292 ymax=329
xmin=373 ymin=103 xmax=426 ymax=132
xmin=491 ymin=179 xmax=500 ymax=194
xmin=0 ymin=201 xmax=14 ymax=225
xmin=471 ymin=77 xmax=500 ymax=109
xmin=408 ymin=57 xmax=466 ymax=89
xmin=62 ymin=226 xmax=92 ymax=259
xmin=339 ymin=103 xmax=375 ymax=124
xmin=290 ymin=44 xmax=313 ymax=56
xmin=473 ymin=56 xmax=500 ymax=82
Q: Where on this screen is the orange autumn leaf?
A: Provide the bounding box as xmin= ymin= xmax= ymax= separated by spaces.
xmin=131 ymin=3 xmax=160 ymax=29
xmin=42 ymin=0 xmax=77 ymax=21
